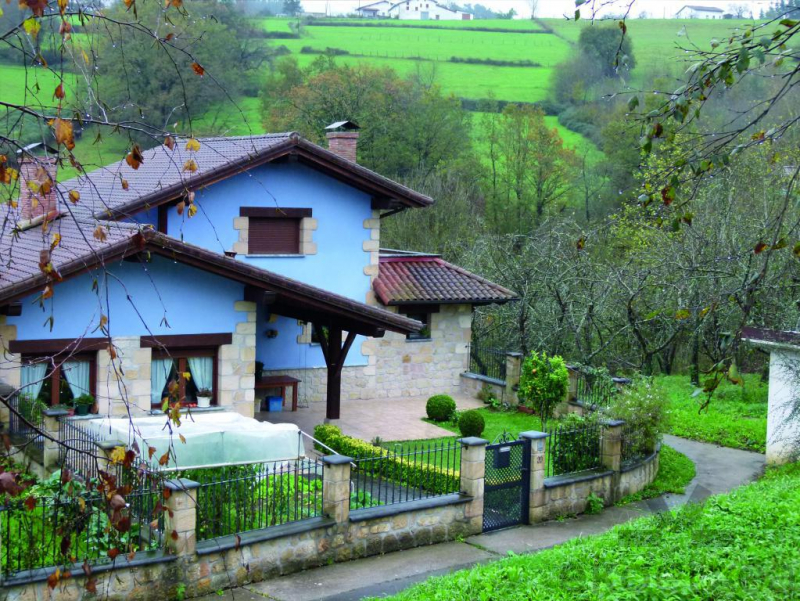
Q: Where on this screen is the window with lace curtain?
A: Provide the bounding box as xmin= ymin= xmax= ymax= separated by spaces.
xmin=150 ymin=349 xmax=216 ymax=410
xmin=20 ymin=353 xmax=96 ymax=408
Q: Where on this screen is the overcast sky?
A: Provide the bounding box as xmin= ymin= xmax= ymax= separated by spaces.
xmin=300 ymin=0 xmax=771 ymax=19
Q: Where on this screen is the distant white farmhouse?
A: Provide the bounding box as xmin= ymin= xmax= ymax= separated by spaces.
xmin=356 ymin=1 xmax=473 ymax=20
xmin=675 ymin=5 xmax=725 ymax=18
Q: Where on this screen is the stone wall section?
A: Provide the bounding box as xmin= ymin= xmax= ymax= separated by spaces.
xmin=219 ymin=301 xmax=257 ymax=418
xmin=96 ymin=336 xmax=152 ymax=417
xmin=262 ymin=304 xmax=472 ymax=403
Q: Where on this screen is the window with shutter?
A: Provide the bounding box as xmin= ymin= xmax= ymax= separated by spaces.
xmin=248 ymin=218 xmax=301 ymax=254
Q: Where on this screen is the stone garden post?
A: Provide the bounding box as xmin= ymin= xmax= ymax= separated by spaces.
xmin=504 ymin=353 xmax=522 ymax=405
xmin=601 ymin=419 xmax=625 ymax=502
xmin=521 ymin=431 xmax=549 ymax=523
xmin=458 ymin=436 xmax=487 ymax=533
xmin=164 ymin=478 xmax=200 ymax=556
xmin=41 ymin=407 xmax=68 ymax=474
xmin=322 ymin=455 xmax=353 ymax=524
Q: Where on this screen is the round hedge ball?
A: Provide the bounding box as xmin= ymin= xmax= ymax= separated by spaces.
xmin=426 ymin=394 xmax=456 ymax=422
xmin=458 ymin=410 xmax=485 ymax=438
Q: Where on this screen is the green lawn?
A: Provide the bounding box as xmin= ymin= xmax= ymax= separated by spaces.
xmin=258 ymin=17 xmax=549 ymax=33
xmin=378 ymin=462 xmax=800 ymax=600
xmin=617 ymin=444 xmax=696 ymax=505
xmin=658 ymin=374 xmax=767 ymax=453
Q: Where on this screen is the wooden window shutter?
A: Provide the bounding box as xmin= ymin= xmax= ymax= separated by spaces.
xmin=248 ymin=218 xmax=301 ymax=254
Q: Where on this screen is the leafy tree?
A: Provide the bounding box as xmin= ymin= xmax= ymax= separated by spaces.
xmin=283 ymin=0 xmax=303 ymax=16
xmin=261 ymin=59 xmax=471 ymax=179
xmin=94 ymin=0 xmax=267 ymax=137
xmin=486 ymin=105 xmax=578 ymax=231
xmin=578 ymin=24 xmax=636 ymax=78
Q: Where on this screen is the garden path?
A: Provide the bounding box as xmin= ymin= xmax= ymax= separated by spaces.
xmin=196 ymin=436 xmax=765 ymax=601
xmin=256 ymin=394 xmax=483 ymax=455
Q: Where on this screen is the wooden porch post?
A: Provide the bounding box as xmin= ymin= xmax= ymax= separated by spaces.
xmin=314 ymin=324 xmax=357 ymax=421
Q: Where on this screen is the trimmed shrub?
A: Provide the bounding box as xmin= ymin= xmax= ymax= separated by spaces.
xmin=607 ymin=377 xmax=666 ymax=453
xmin=458 ymin=410 xmax=485 ymax=438
xmin=426 ymin=395 xmax=456 ymax=422
xmin=517 ymin=351 xmax=569 ymax=419
xmin=313 ymin=424 xmax=459 ymax=495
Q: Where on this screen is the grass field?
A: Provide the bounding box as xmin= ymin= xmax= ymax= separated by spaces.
xmin=378 ymin=463 xmax=800 ymax=600
xmin=658 ymin=374 xmax=768 ymax=453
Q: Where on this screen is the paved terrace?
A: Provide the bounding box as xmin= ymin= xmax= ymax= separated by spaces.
xmin=255 ymin=394 xmax=483 ymax=452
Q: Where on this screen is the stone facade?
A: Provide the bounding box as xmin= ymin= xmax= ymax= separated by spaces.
xmin=262 ymin=303 xmax=472 ymax=403
xmin=0 ymin=315 xmax=20 ymax=426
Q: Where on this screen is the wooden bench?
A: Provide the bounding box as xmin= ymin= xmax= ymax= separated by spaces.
xmin=255 ymin=375 xmax=300 ymax=412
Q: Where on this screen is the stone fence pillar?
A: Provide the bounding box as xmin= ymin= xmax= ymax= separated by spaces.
xmin=521 ymin=431 xmax=549 ymax=523
xmin=164 ymin=478 xmax=200 ymax=556
xmin=458 ymin=436 xmax=487 ymax=533
xmin=41 ymin=408 xmax=69 ymax=474
xmin=322 ymin=455 xmax=352 ymax=524
xmin=567 ymin=367 xmax=579 ymax=403
xmin=602 ymin=419 xmax=625 ymax=502
xmin=504 ymin=353 xmax=522 ymax=405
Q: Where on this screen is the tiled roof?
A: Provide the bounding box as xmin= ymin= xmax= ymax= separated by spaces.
xmin=0 ymin=212 xmax=141 ymax=295
xmin=374 ymin=255 xmax=517 ymax=306
xmin=54 ymin=133 xmax=432 ymax=221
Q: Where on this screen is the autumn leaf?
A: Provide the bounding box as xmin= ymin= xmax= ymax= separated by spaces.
xmin=0 ymin=472 xmax=23 ymax=497
xmin=109 ymin=446 xmax=126 ymax=464
xmin=120 ymin=178 xmax=129 ymax=191
xmin=164 ymin=135 xmax=175 ymax=150
xmin=50 ymin=233 xmax=60 ymax=250
xmin=675 ymin=308 xmax=691 ymax=320
xmin=165 ymin=0 xmax=182 ymax=7
xmin=158 ymin=451 xmax=170 ymax=466
xmin=754 ymin=241 xmax=768 ymax=254
xmin=183 ymin=159 xmax=197 ymax=173
xmin=23 ymin=17 xmax=40 ymax=38
xmin=171 ymin=529 xmax=179 ymax=541
xmin=68 ymin=190 xmax=80 ymax=204
xmin=54 ymin=83 xmax=65 ymax=100
xmin=46 ymin=569 xmax=60 ymax=589
xmin=187 ymin=203 xmax=197 ymax=218
xmin=93 ymin=225 xmax=108 ymax=242
xmin=176 ymin=200 xmax=185 ymax=215
xmin=191 ymin=62 xmax=204 ymax=76
xmin=660 ymin=185 xmax=675 ymax=206
xmin=107 ymin=548 xmax=120 ymax=561
xmin=57 ymin=0 xmax=68 ymax=14
xmin=52 ymin=118 xmax=75 ymax=150
xmin=179 ymin=433 xmax=186 ymax=444
xmin=41 ymin=285 xmax=54 ymax=300
xmin=85 ymin=578 xmax=97 ymax=594
xmin=24 ymin=495 xmax=37 ymax=511
xmin=576 ymin=237 xmax=585 ymax=251
xmin=125 ymin=144 xmax=145 ymax=170
xmin=148 ymin=446 xmax=157 ymax=460
xmin=185 ymin=138 xmax=201 ymax=152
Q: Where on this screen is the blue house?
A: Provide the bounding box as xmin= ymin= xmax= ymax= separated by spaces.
xmin=0 ymin=127 xmax=514 ymax=425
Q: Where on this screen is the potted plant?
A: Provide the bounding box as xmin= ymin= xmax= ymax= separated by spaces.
xmin=196 ymin=388 xmax=213 ymax=408
xmin=73 ymin=394 xmax=95 ymax=416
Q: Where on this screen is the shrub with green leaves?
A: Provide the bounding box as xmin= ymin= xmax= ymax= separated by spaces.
xmin=458 ymin=410 xmax=486 ymax=438
xmin=313 ymin=424 xmax=459 ymax=495
xmin=517 ymin=351 xmax=569 ymax=419
xmin=426 ymin=395 xmax=456 ymax=422
xmin=607 ymin=377 xmax=666 ymax=453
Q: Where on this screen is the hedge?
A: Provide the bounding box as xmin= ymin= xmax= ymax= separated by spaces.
xmin=313 ymin=425 xmax=460 ymax=496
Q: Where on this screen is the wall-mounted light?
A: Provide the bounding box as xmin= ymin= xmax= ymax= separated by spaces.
xmin=266 ymin=329 xmax=279 ymax=339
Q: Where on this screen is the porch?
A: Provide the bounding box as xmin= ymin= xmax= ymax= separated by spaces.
xmin=255 ymin=393 xmax=483 ymax=453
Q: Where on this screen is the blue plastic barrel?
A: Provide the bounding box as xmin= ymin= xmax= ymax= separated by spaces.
xmin=267 ymin=396 xmax=283 ymax=412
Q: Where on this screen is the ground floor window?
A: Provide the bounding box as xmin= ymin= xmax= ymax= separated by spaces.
xmin=151 ymin=350 xmax=216 ymax=409
xmin=20 ymin=354 xmax=96 ymax=409
xmin=400 ymin=305 xmax=437 ymax=341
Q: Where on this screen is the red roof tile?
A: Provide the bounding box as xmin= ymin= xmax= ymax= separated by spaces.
xmin=374 ymin=255 xmax=517 ymax=306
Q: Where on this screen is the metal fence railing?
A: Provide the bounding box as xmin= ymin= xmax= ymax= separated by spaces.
xmin=190 ymin=459 xmax=325 ymax=541
xmin=58 ymin=418 xmax=106 ymax=481
xmin=7 ymin=391 xmax=45 ymax=457
xmin=546 ymin=422 xmax=603 ymax=477
xmin=468 ymin=344 xmax=508 ymax=382
xmin=575 ymin=372 xmax=617 ymax=409
xmin=621 ymin=425 xmax=653 ymax=468
xmin=0 ymin=477 xmax=163 ymax=579
xmin=350 ymin=440 xmax=461 ymax=510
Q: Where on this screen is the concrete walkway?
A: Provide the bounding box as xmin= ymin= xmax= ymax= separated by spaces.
xmin=196 ymin=436 xmax=765 ymax=601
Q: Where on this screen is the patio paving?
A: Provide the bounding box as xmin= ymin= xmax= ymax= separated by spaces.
xmin=255 ymin=394 xmax=482 ymax=453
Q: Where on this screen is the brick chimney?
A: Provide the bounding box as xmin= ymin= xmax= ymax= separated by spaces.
xmin=325 ymin=120 xmax=360 ymax=163
xmin=19 ymin=154 xmax=59 ymax=222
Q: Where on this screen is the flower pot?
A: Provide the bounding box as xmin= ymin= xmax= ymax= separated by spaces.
xmin=197 ymin=395 xmax=212 ymax=408
xmin=75 ymin=404 xmax=90 ymax=416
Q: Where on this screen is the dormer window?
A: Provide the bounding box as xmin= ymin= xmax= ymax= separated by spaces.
xmin=234 ymin=208 xmax=317 ymax=256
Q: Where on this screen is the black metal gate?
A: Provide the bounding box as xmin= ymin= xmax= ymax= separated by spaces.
xmin=483 ymin=436 xmax=530 ymax=532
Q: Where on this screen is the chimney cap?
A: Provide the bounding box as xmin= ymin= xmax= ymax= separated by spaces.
xmin=325 ymin=120 xmax=360 ymax=132
xmin=16 ymin=142 xmax=59 ymax=158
